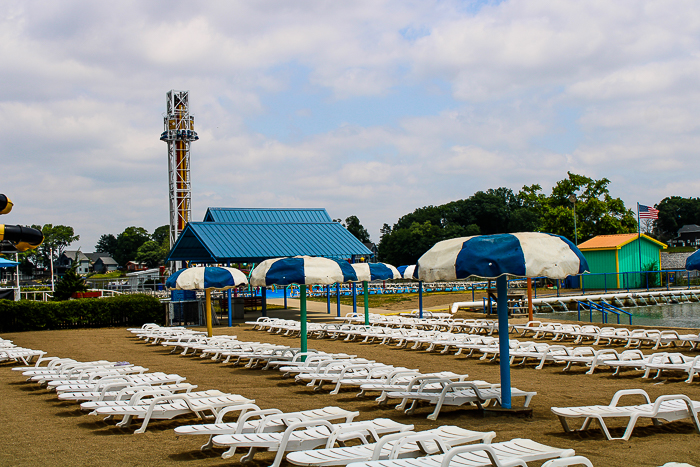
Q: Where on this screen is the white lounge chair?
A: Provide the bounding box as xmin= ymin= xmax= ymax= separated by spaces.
xmin=551 ymin=389 xmax=700 ymax=440
xmin=212 ymin=417 xmax=413 ymax=467
xmin=89 ymin=390 xmax=255 ymax=433
xmin=286 ymin=426 xmax=497 ymax=466
xmin=388 ymin=380 xmax=536 ymax=420
xmin=175 ymin=405 xmax=358 ymax=451
xmin=344 ymin=438 xmax=576 ymax=467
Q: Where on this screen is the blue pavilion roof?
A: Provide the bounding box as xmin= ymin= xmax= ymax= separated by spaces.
xmin=166 ymin=221 xmax=372 ymax=263
xmin=203 ymin=207 xmax=332 ymax=223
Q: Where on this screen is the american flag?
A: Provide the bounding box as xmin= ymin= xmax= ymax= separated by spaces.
xmin=639 ymin=204 xmax=659 ymax=219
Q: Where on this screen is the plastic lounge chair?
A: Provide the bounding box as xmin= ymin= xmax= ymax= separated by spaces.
xmin=508 ymin=343 xmax=573 ymax=370
xmin=541 ymin=457 xmax=594 ymax=467
xmin=286 ymin=426 xmax=497 ymax=466
xmin=344 ymin=438 xmax=576 ymax=467
xmin=212 ymin=417 xmax=414 ymax=467
xmin=551 ymin=389 xmax=700 ymax=440
xmin=90 ymin=391 xmax=255 ymax=434
xmin=553 ymin=348 xmax=621 ymax=374
xmin=388 ymin=380 xmax=536 ymax=420
xmin=642 ymin=353 xmax=699 ymax=380
xmin=360 ymin=372 xmax=472 ymax=404
xmin=175 ymin=405 xmax=358 ymax=451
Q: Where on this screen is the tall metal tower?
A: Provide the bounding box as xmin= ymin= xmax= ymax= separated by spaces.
xmin=160 ymin=90 xmax=199 ymax=251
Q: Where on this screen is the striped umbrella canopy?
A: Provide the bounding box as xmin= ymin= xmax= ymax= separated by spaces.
xmin=416 ymin=232 xmax=588 ymax=410
xmin=166 ymin=266 xmax=248 ymax=338
xmin=250 ymin=256 xmax=358 ymax=354
xmin=416 ymin=232 xmax=588 ymax=282
xmin=166 ymin=266 xmax=248 ymax=290
xmin=250 ymin=256 xmax=357 ymax=287
xmin=397 ymin=265 xmax=416 ymax=280
xmin=351 ymin=262 xmax=401 ymax=282
xmin=686 ymin=250 xmax=700 ymax=271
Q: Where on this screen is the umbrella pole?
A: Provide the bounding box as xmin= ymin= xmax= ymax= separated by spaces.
xmin=336 ymin=283 xmax=341 ymax=317
xmin=300 ymin=284 xmax=307 ymax=352
xmin=527 ymin=278 xmax=533 ymax=321
xmin=418 ymin=281 xmax=423 ymax=319
xmin=363 ymin=281 xmax=369 ymax=325
xmin=205 ymin=289 xmax=213 ymax=338
xmin=496 ymin=275 xmax=512 ymax=409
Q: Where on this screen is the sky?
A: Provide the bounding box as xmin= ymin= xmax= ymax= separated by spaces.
xmin=2 ymin=0 xmax=700 ymax=252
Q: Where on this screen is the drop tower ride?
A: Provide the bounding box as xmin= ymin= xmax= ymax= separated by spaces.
xmin=160 ymin=90 xmax=199 ymax=253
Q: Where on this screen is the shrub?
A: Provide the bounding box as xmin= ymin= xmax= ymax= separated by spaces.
xmin=0 ymin=294 xmax=164 ymax=333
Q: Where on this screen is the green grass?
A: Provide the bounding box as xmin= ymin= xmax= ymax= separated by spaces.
xmin=666 ymin=246 xmax=697 ymax=253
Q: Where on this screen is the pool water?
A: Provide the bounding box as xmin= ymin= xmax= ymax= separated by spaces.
xmin=535 ymin=302 xmax=700 ymax=329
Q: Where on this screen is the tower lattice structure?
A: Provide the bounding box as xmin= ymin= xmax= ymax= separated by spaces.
xmin=160 ymin=90 xmax=199 ymax=251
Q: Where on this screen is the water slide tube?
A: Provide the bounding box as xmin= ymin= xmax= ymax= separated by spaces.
xmin=0 ymin=193 xmax=44 ymax=252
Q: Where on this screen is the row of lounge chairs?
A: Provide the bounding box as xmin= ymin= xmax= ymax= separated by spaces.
xmin=0 ymin=337 xmax=46 ymax=365
xmin=123 ymin=327 xmax=589 ymax=466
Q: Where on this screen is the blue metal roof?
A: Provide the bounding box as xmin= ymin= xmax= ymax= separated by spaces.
xmin=166 ymin=222 xmax=372 ymax=263
xmin=203 ymin=208 xmax=332 ymax=223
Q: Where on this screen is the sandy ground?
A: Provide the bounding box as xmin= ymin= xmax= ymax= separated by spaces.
xmin=2 ymin=299 xmax=700 ymax=467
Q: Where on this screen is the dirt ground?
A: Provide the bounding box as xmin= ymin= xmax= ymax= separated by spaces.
xmin=2 ymin=303 xmax=700 ymax=466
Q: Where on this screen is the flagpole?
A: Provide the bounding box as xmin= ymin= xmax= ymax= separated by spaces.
xmin=637 ymin=203 xmax=642 ymax=288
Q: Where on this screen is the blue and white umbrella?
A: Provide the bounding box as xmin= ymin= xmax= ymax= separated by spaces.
xmin=250 ymin=256 xmax=357 ymax=286
xmin=416 ymin=232 xmax=588 ymax=282
xmin=351 ymin=262 xmax=401 ymax=282
xmin=416 ymin=232 xmax=588 ymax=409
xmin=0 ymin=257 xmax=19 ymax=268
xmin=166 ymin=266 xmax=248 ymax=337
xmin=351 ymin=262 xmax=401 ymax=325
xmin=250 ymin=256 xmax=358 ymax=352
xmin=166 ymin=266 xmax=248 ymax=290
xmin=397 ymin=265 xmax=416 ymax=280
xmin=686 ymin=250 xmax=700 ymax=271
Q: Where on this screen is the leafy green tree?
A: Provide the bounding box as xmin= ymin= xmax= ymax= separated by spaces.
xmin=655 ymin=196 xmax=700 ymax=242
xmin=52 ymin=259 xmax=88 ymax=300
xmin=135 ymin=241 xmax=167 ymax=268
xmin=152 ymin=225 xmax=170 ymax=245
xmin=114 ymin=226 xmax=151 ymax=266
xmin=541 ymin=172 xmax=637 ymax=242
xmin=29 ymin=224 xmax=79 ymax=269
xmin=95 ymin=234 xmax=118 ymax=257
xmin=344 ymin=216 xmax=371 ymax=243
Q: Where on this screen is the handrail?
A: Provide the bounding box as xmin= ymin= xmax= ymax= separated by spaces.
xmin=600 ymin=300 xmax=633 ymax=325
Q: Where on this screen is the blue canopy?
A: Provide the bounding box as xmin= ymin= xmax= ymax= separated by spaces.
xmin=166 ymin=266 xmax=248 ymax=290
xmin=250 ymin=256 xmax=357 ymax=286
xmin=0 ymin=258 xmax=19 ymax=268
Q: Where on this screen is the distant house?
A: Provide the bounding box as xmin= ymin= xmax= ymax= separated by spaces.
xmin=362 ymin=242 xmax=378 ymax=262
xmin=673 ymin=224 xmax=700 ymax=248
xmin=125 ymin=261 xmax=147 ymax=272
xmin=58 ymin=250 xmax=91 ymax=275
xmin=92 ymin=256 xmax=119 ymax=273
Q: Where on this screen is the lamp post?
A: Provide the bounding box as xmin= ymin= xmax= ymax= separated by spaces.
xmin=569 ymin=194 xmax=577 ymax=245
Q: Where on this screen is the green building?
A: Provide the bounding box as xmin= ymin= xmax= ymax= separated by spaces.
xmin=578 ymin=233 xmax=667 ymax=290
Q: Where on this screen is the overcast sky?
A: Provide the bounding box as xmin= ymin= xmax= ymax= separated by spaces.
xmin=2 ymin=0 xmax=700 ymax=251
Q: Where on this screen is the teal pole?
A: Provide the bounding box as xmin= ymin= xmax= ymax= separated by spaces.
xmin=326 ymin=285 xmax=331 ymax=314
xmin=418 ymin=281 xmax=423 ymax=318
xmin=300 ymin=284 xmax=307 ymax=352
xmin=352 ymin=282 xmax=357 ymax=314
xmin=497 ymin=275 xmax=512 ymax=409
xmin=227 ymin=261 xmax=232 ymax=327
xmin=363 ymin=281 xmax=369 ymax=325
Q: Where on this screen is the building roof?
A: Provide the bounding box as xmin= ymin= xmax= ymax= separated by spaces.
xmin=678 ymin=224 xmax=700 ymax=234
xmin=578 ymin=233 xmax=667 ymax=250
xmin=94 ymin=256 xmax=118 ymax=265
xmin=166 ymin=221 xmax=372 ymax=263
xmin=203 ymin=207 xmax=333 ymax=223
xmin=85 ymin=252 xmax=114 ymax=262
xmin=62 ymin=250 xmax=90 ymax=262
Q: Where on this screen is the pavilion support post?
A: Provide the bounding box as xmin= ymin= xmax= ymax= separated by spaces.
xmin=352 ymin=282 xmax=357 ymax=314
xmin=497 ymin=275 xmax=512 ymax=409
xmin=300 ymin=284 xmax=307 ymax=353
xmin=261 ymin=287 xmax=267 ymax=317
xmin=205 ymin=289 xmax=213 ymax=338
xmin=227 ymin=261 xmax=232 ymax=327
xmin=283 ymin=286 xmax=287 ymax=309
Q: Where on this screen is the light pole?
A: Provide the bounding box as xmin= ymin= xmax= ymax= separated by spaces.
xmin=569 ymin=194 xmax=577 ymax=245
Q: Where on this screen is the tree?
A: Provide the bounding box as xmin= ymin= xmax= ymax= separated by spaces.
xmin=52 ymin=259 xmax=87 ymax=300
xmin=135 ymin=241 xmax=167 ymax=268
xmin=95 ymin=234 xmax=118 ymax=257
xmin=655 ymin=196 xmax=700 ymax=242
xmin=114 ymin=226 xmax=151 ymax=266
xmin=152 ymin=225 xmax=170 ymax=245
xmin=30 ymin=224 xmax=79 ymax=269
xmin=344 ymin=215 xmax=370 ymax=243
xmin=541 ymin=172 xmax=637 ymax=243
